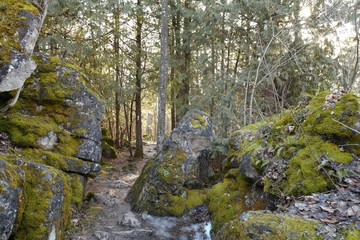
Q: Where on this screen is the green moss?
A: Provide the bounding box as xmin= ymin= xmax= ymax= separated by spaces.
xmin=0 ymin=0 xmax=40 ymax=67
xmin=101 ymin=141 xmax=117 ymax=159
xmin=70 ymin=174 xmax=83 ymax=209
xmin=345 ymin=228 xmax=360 ymax=240
xmin=156 ymin=148 xmax=186 ymax=185
xmin=191 ymin=113 xmax=207 ymax=129
xmin=16 ymin=164 xmax=71 ymax=239
xmin=20 ymin=148 xmax=68 ymax=170
xmin=215 ymin=211 xmax=320 ymax=239
xmin=166 ymin=189 xmax=207 ymax=217
xmin=208 ymin=169 xmax=266 ymax=232
xmin=0 ymin=113 xmax=58 ymax=148
xmin=303 ymin=93 xmax=359 ymax=138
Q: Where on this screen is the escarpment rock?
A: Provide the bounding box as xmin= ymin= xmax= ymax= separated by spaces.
xmin=0 ymin=0 xmax=48 ymax=93
xmin=226 ymin=92 xmax=359 ymax=197
xmin=0 ymin=160 xmax=25 ymax=239
xmin=0 ymin=54 xmax=104 ymax=239
xmin=215 ymin=92 xmax=360 ymax=239
xmin=126 ymin=109 xmax=213 ymax=216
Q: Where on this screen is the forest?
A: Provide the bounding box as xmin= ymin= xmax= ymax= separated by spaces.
xmin=38 ymin=0 xmax=359 ymax=154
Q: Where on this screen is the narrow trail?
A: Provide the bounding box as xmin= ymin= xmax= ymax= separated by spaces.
xmin=68 ymin=143 xmax=211 ymax=240
xmin=68 ymin=143 xmax=157 ymax=240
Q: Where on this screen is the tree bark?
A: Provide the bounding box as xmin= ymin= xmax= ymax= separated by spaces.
xmin=157 ymin=0 xmax=169 ymax=151
xmin=134 ymin=0 xmax=143 ymax=157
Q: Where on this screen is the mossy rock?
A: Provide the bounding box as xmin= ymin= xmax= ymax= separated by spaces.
xmin=227 ymin=92 xmax=359 ymax=197
xmin=101 ymin=141 xmax=117 ymax=159
xmin=0 ymin=0 xmax=39 ymax=67
xmin=14 ymin=162 xmax=72 ymax=240
xmin=127 ymin=109 xmax=213 ymax=217
xmin=208 ymin=169 xmax=267 ymax=233
xmin=0 ymin=160 xmax=25 ymax=239
xmin=215 ymin=211 xmax=321 ymax=240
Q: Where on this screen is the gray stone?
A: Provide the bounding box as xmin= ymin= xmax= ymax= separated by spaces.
xmin=66 ymin=158 xmax=101 ymax=178
xmin=119 ymin=212 xmax=141 ymax=228
xmin=0 ymin=160 xmax=24 ymax=240
xmin=36 ymin=131 xmax=58 ymax=150
xmin=0 ymin=53 xmax=37 ymax=92
xmin=113 ymin=229 xmax=153 ymax=240
xmin=11 ymin=161 xmax=66 ymax=239
xmin=0 ymin=2 xmax=48 ymax=93
xmin=76 ymin=139 xmax=102 ymax=163
xmin=127 ymin=109 xmax=213 ymax=216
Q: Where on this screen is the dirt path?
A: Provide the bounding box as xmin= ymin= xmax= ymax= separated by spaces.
xmin=67 ymin=143 xmax=211 ymax=240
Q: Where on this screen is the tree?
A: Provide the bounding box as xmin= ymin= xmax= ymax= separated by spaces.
xmin=134 ymin=0 xmax=144 ymax=157
xmin=157 ymin=0 xmax=169 ymax=151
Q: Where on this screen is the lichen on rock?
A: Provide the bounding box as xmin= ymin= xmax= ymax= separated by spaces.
xmin=126 ymin=109 xmax=213 ymax=217
xmin=215 ymin=211 xmax=321 ymax=239
xmin=0 ymin=54 xmax=104 ymax=238
xmin=226 ymin=92 xmax=359 ymax=197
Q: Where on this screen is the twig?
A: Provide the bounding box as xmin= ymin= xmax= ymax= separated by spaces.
xmin=331 ymin=118 xmax=360 ymax=134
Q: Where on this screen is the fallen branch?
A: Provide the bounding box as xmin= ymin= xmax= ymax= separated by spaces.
xmin=331 ymin=118 xmax=360 ymax=134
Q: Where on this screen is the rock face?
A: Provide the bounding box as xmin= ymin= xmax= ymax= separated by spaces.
xmin=0 ymin=160 xmax=25 ymax=240
xmin=0 ymin=0 xmax=48 ymax=93
xmin=225 ymin=92 xmax=359 ymax=197
xmin=126 ymin=109 xmax=213 ymax=216
xmin=0 ymin=54 xmax=104 ymax=239
xmin=215 ymin=92 xmax=360 ymax=239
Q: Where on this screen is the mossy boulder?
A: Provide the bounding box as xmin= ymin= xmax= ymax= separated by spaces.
xmin=0 ymin=54 xmax=104 ymax=238
xmin=14 ymin=161 xmax=72 ymax=240
xmin=0 ymin=0 xmax=47 ymax=93
xmin=101 ymin=128 xmax=117 ymax=159
xmin=126 ymin=109 xmax=213 ymax=216
xmin=101 ymin=141 xmax=117 ymax=159
xmin=208 ymin=169 xmax=267 ymax=233
xmin=226 ymin=92 xmax=359 ymax=197
xmin=215 ymin=211 xmax=321 ymax=239
xmin=0 ymin=160 xmax=25 ymax=239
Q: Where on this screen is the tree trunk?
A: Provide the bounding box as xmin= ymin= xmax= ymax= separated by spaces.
xmin=114 ymin=4 xmax=121 ymax=149
xmin=157 ymin=0 xmax=169 ymax=151
xmin=134 ymin=0 xmax=143 ymax=157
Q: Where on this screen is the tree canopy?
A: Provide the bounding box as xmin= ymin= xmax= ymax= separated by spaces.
xmin=38 ymin=0 xmax=360 ymax=149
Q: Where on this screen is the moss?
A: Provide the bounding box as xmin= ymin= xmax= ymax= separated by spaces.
xmin=0 ymin=113 xmax=58 ymax=148
xmin=0 ymin=0 xmax=40 ymax=67
xmin=156 ymin=148 xmax=186 ymax=185
xmin=16 ymin=164 xmax=71 ymax=240
xmin=215 ymin=211 xmax=320 ymax=239
xmin=101 ymin=141 xmax=117 ymax=159
xmin=345 ymin=228 xmax=360 ymax=240
xmin=166 ymin=189 xmax=207 ymax=217
xmin=303 ymin=93 xmax=359 ymax=138
xmin=69 ymin=174 xmax=83 ymax=210
xmin=191 ymin=112 xmax=207 ymax=129
xmin=280 ymin=135 xmax=353 ymax=196
xmin=208 ymin=169 xmax=266 ymax=232
xmin=20 ymin=148 xmax=68 ymax=170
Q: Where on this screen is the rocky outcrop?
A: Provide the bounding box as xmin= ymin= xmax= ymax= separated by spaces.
xmin=126 ymin=109 xmax=213 ymax=216
xmin=0 ymin=0 xmax=48 ymax=93
xmin=225 ymin=92 xmax=359 ymax=196
xmin=0 ymin=160 xmax=25 ymax=240
xmin=0 ymin=54 xmax=104 ymax=239
xmin=214 ymin=91 xmax=360 ymax=238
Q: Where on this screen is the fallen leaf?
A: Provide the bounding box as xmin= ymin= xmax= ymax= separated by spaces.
xmin=320 ymin=206 xmax=335 ymax=213
xmin=320 ymin=218 xmax=338 ymax=224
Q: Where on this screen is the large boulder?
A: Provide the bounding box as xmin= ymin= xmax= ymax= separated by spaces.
xmin=0 ymin=55 xmax=104 ymax=238
xmin=0 ymin=160 xmax=25 ymax=239
xmin=126 ymin=109 xmax=213 ymax=216
xmin=225 ymin=92 xmax=359 ymax=197
xmin=0 ymin=0 xmax=48 ymax=93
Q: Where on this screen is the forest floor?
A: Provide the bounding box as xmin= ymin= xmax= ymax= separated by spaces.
xmin=67 ymin=143 xmax=211 ymax=240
